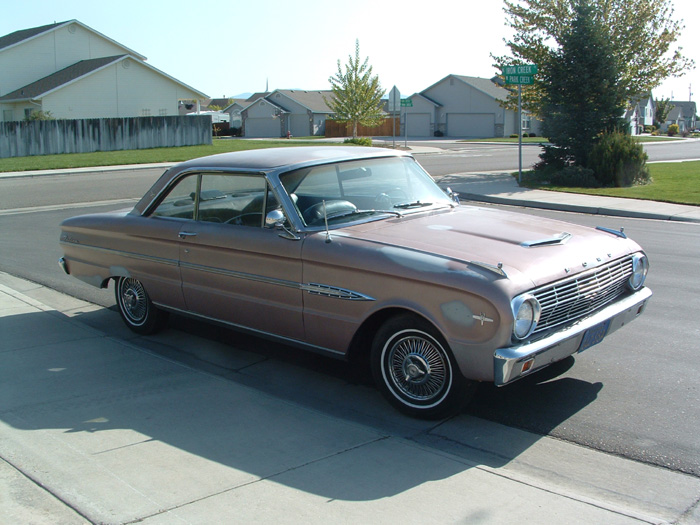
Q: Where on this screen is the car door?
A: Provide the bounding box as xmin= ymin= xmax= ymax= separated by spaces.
xmin=176 ymin=173 xmax=305 ymax=341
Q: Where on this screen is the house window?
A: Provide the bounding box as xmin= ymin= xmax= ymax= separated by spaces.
xmin=24 ymin=108 xmax=34 ymax=119
xmin=142 ymin=109 xmax=151 ymax=116
xmin=522 ymin=115 xmax=531 ymax=130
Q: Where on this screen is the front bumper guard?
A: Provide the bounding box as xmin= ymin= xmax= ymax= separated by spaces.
xmin=494 ymin=287 xmax=652 ymax=386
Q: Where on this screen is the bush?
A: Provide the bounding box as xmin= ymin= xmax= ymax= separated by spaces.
xmin=434 ymin=130 xmax=444 ymax=137
xmin=551 ymin=166 xmax=600 ymax=187
xmin=587 ymin=131 xmax=650 ymax=187
xmin=644 ymin=125 xmax=656 ymax=134
xmin=509 ymin=134 xmax=519 ymax=138
xmin=343 ymin=137 xmax=372 ymax=146
xmin=667 ymin=124 xmax=679 ymax=136
xmin=528 ymin=132 xmax=537 ymax=137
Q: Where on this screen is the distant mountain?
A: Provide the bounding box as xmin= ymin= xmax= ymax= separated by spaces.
xmin=233 ymin=92 xmax=253 ymax=100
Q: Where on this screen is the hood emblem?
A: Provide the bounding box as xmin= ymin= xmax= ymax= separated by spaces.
xmin=473 ymin=313 xmax=494 ymax=326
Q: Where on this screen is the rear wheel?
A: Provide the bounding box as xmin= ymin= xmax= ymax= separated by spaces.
xmin=371 ymin=314 xmax=474 ymax=419
xmin=114 ymin=276 xmax=167 ymax=334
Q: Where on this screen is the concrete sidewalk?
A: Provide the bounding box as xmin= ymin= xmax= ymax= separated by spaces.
xmin=432 ymin=170 xmax=700 ymax=223
xmin=2 ymin=273 xmax=700 ymax=524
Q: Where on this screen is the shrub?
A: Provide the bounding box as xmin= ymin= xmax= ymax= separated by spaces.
xmin=644 ymin=125 xmax=656 ymax=134
xmin=667 ymin=124 xmax=679 ymax=136
xmin=528 ymin=132 xmax=537 ymax=137
xmin=343 ymin=137 xmax=372 ymax=146
xmin=587 ymin=131 xmax=650 ymax=187
xmin=551 ymin=166 xmax=600 ymax=187
xmin=509 ymin=134 xmax=519 ymax=138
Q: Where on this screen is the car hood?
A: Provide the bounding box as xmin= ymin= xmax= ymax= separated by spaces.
xmin=340 ymin=206 xmax=641 ymax=290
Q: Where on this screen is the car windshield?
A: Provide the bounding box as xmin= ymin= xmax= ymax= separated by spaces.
xmin=280 ymin=156 xmax=453 ymax=227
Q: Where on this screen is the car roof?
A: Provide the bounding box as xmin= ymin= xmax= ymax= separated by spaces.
xmin=172 ymin=146 xmax=410 ymax=173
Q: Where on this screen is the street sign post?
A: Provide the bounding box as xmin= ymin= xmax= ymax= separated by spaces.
xmin=401 ymin=99 xmax=413 ymax=147
xmin=501 ymin=64 xmax=538 ymax=184
xmin=388 ymin=86 xmax=400 ymax=147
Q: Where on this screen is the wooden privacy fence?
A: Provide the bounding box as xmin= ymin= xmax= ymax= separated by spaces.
xmin=324 ymin=117 xmax=399 ymax=138
xmin=0 ymin=115 xmax=212 ymax=158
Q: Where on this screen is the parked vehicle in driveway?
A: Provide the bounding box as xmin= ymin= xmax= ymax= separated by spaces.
xmin=59 ymin=146 xmax=651 ymax=418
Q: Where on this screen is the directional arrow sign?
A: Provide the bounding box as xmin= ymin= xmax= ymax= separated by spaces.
xmin=503 ymin=64 xmax=538 ymax=75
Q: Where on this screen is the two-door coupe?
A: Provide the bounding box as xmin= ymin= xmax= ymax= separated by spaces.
xmin=59 ymin=146 xmax=651 ymax=418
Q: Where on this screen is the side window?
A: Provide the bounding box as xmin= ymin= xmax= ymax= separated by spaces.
xmin=198 ymin=174 xmax=269 ymax=227
xmin=152 ymin=175 xmax=199 ymax=219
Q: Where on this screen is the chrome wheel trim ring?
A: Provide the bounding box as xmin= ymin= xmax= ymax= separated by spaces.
xmin=382 ymin=329 xmax=452 ymax=408
xmin=118 ymin=278 xmax=148 ymax=325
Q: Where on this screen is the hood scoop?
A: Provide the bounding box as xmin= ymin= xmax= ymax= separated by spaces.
xmin=521 ymin=231 xmax=572 ymax=248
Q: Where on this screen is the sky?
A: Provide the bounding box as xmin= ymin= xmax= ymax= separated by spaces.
xmin=2 ymin=0 xmax=698 ymax=102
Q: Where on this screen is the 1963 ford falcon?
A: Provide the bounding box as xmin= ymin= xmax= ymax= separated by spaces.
xmin=59 ymin=146 xmax=651 ymax=418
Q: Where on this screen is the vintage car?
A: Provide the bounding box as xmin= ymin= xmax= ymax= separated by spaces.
xmin=59 ymin=146 xmax=651 ymax=418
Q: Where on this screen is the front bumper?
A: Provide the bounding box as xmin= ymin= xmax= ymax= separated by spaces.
xmin=494 ymin=287 xmax=652 ymax=386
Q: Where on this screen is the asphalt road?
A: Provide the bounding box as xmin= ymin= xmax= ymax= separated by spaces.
xmin=1 ymin=143 xmax=699 ymax=477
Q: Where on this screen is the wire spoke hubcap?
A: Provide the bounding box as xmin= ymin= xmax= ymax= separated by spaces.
xmin=119 ymin=278 xmax=148 ymax=323
xmin=387 ymin=334 xmax=448 ymax=402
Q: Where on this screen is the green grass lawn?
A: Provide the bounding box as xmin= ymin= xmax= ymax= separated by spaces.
xmin=0 ymin=138 xmax=335 ymax=173
xmin=521 ymin=161 xmax=700 ymax=206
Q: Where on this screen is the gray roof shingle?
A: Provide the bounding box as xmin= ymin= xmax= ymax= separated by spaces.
xmin=0 ymin=55 xmax=126 ymax=101
xmin=0 ymin=21 xmax=70 ymax=51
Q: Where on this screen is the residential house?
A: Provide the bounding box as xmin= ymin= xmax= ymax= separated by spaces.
xmin=664 ymin=101 xmax=698 ymax=132
xmin=0 ymin=20 xmax=206 ymax=122
xmin=241 ymin=90 xmax=333 ymax=138
xmin=401 ymin=75 xmax=540 ymax=138
xmin=625 ymin=93 xmax=655 ymax=135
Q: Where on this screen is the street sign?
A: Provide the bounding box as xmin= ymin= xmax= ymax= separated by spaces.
xmin=502 ymin=64 xmax=538 ymax=75
xmin=505 ymin=75 xmax=534 ymax=85
xmin=388 ymin=86 xmax=401 ymax=113
xmin=400 ymin=99 xmax=413 ymax=107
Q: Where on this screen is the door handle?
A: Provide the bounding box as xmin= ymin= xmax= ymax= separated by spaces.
xmin=178 ymin=231 xmax=198 ymax=239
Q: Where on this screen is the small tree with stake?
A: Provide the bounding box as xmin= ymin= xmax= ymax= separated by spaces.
xmin=326 ymin=40 xmax=385 ymax=139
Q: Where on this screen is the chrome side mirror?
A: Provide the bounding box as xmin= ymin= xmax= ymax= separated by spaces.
xmin=446 ymin=187 xmax=460 ymax=205
xmin=265 ymin=209 xmax=285 ymax=228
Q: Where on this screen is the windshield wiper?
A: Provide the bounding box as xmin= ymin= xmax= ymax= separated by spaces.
xmin=394 ymin=201 xmax=433 ymax=209
xmin=330 ymin=209 xmax=403 ymax=220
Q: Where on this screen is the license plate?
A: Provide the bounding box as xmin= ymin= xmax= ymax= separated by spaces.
xmin=578 ymin=319 xmax=611 ymax=353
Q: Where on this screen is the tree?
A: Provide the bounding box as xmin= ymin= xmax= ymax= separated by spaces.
xmin=326 ymin=40 xmax=385 ymax=139
xmin=493 ymin=0 xmax=695 ymax=115
xmin=654 ymin=97 xmax=674 ymax=128
xmin=538 ymin=2 xmax=626 ymax=168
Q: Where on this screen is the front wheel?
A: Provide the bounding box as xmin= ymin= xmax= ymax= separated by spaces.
xmin=114 ymin=276 xmax=167 ymax=335
xmin=371 ymin=314 xmax=474 ymax=419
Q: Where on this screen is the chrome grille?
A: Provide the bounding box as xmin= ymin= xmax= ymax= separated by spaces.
xmin=532 ymin=256 xmax=633 ymax=333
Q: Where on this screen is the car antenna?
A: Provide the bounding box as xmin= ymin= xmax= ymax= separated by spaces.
xmin=323 ymin=200 xmax=332 ymax=243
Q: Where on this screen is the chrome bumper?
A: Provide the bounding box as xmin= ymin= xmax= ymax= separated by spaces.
xmin=494 ymin=287 xmax=652 ymax=386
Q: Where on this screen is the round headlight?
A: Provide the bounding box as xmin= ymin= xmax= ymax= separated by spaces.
xmin=512 ymin=294 xmax=541 ymax=340
xmin=628 ymin=253 xmax=649 ymax=291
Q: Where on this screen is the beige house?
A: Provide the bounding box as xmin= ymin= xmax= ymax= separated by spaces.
xmin=402 ymin=74 xmax=540 ymax=138
xmin=241 ymin=90 xmax=333 ymax=138
xmin=0 ymin=20 xmax=207 ymax=121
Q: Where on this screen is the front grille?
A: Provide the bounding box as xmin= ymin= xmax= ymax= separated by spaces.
xmin=532 ymin=256 xmax=633 ymax=334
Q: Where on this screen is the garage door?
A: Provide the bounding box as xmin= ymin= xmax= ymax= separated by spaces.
xmin=447 ymin=113 xmax=494 ymax=138
xmin=405 ymin=113 xmax=430 ymax=137
xmin=289 ymin=114 xmax=309 ymax=137
xmin=245 ymin=118 xmax=280 ymax=138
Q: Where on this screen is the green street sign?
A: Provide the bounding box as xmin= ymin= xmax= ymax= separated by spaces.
xmin=400 ymin=99 xmax=413 ymax=107
xmin=502 ymin=64 xmax=538 ymax=75
xmin=505 ymin=75 xmax=534 ymax=85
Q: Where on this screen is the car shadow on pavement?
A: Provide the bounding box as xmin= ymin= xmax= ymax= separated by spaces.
xmin=0 ymin=305 xmax=604 ymax=510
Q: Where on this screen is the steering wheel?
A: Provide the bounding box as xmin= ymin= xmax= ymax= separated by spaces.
xmin=374 ymin=187 xmax=408 ymax=208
